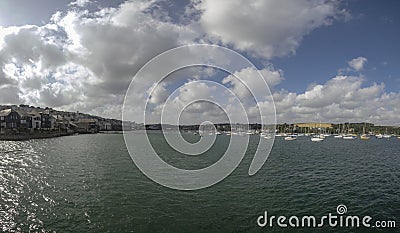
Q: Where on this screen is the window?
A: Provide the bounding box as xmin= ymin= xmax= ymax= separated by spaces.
xmin=0 ymin=116 xmax=3 ymax=121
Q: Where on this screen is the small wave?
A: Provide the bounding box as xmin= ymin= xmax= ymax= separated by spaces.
xmin=2 ymin=149 xmax=23 ymax=154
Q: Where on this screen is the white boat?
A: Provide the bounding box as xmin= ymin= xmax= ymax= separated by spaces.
xmin=246 ymin=130 xmax=256 ymax=135
xmin=275 ymin=133 xmax=287 ymax=137
xmin=311 ymin=137 xmax=324 ymax=142
xmin=360 ymin=134 xmax=370 ymax=140
xmin=263 ymin=135 xmax=273 ymax=140
xmin=343 ymin=135 xmax=357 ymax=140
xmin=383 ymin=134 xmax=392 ymax=139
xmin=334 ymin=134 xmax=343 ymax=138
xmin=260 ymin=130 xmax=273 ymax=139
xmin=284 ymin=136 xmax=297 ymax=141
xmin=237 ymin=131 xmax=246 ymax=136
xmin=360 ymin=124 xmax=370 ymax=140
xmin=376 ymin=134 xmax=383 ymax=139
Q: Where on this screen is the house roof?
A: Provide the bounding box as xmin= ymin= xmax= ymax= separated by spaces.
xmin=0 ymin=109 xmax=12 ymax=117
xmin=15 ymin=109 xmax=30 ymax=117
xmin=28 ymin=111 xmax=41 ymax=117
xmin=69 ymin=122 xmax=78 ymax=128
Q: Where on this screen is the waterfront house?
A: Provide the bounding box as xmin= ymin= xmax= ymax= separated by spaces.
xmin=98 ymin=119 xmax=112 ymax=131
xmin=15 ymin=110 xmax=33 ymax=130
xmin=0 ymin=109 xmax=21 ymax=133
xmin=40 ymin=111 xmax=54 ymax=130
xmin=76 ymin=118 xmax=98 ymax=133
xmin=29 ymin=111 xmax=42 ymax=129
xmin=53 ymin=115 xmax=72 ymax=131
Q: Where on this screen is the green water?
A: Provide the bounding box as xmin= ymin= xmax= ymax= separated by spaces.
xmin=0 ymin=133 xmax=399 ymax=232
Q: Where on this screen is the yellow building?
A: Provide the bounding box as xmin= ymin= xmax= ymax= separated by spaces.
xmin=295 ymin=123 xmax=333 ymax=129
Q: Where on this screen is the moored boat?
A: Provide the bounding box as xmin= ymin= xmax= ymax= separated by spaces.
xmin=284 ymin=136 xmax=297 ymax=141
xmin=311 ymin=137 xmax=324 ymax=142
xmin=360 ymin=124 xmax=370 ymax=140
xmin=343 ymin=134 xmax=357 ymax=140
xmin=360 ymin=134 xmax=370 ymax=140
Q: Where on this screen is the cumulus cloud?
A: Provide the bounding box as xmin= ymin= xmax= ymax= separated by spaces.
xmin=273 ymin=75 xmax=400 ymax=125
xmin=348 ymin=56 xmax=368 ymax=71
xmin=150 ymin=81 xmax=227 ymax=124
xmin=0 ymin=0 xmax=195 ymax=118
xmin=193 ymin=0 xmax=347 ymax=58
xmin=222 ymin=66 xmax=283 ymax=99
xmin=69 ymin=0 xmax=92 ymax=7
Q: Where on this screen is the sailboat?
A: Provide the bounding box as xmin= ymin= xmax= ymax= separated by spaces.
xmin=382 ymin=129 xmax=391 ymax=139
xmin=343 ymin=134 xmax=357 ymax=140
xmin=284 ymin=125 xmax=297 ymax=141
xmin=310 ymin=122 xmax=324 ymax=141
xmin=284 ymin=135 xmax=297 ymax=141
xmin=260 ymin=126 xmax=273 ymax=140
xmin=360 ymin=123 xmax=370 ymax=140
xmin=381 ymin=128 xmax=392 ymax=139
xmin=342 ymin=123 xmax=357 ymax=139
xmin=333 ymin=123 xmax=342 ymax=138
xmin=360 ymin=134 xmax=370 ymax=140
xmin=311 ymin=136 xmax=324 ymax=142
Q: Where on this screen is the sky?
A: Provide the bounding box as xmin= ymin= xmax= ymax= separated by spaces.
xmin=0 ymin=0 xmax=399 ymax=125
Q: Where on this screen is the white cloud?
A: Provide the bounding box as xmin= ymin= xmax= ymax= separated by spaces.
xmin=272 ymin=75 xmax=400 ymax=125
xmin=148 ymin=82 xmax=169 ymax=104
xmin=0 ymin=1 xmax=196 ymax=119
xmin=348 ymin=56 xmax=368 ymax=71
xmin=150 ymin=81 xmax=225 ymax=124
xmin=222 ymin=66 xmax=283 ymax=99
xmin=194 ymin=0 xmax=346 ymax=58
xmin=69 ymin=0 xmax=92 ymax=7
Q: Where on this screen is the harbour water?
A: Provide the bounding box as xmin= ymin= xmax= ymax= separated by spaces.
xmin=0 ymin=133 xmax=399 ymax=232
